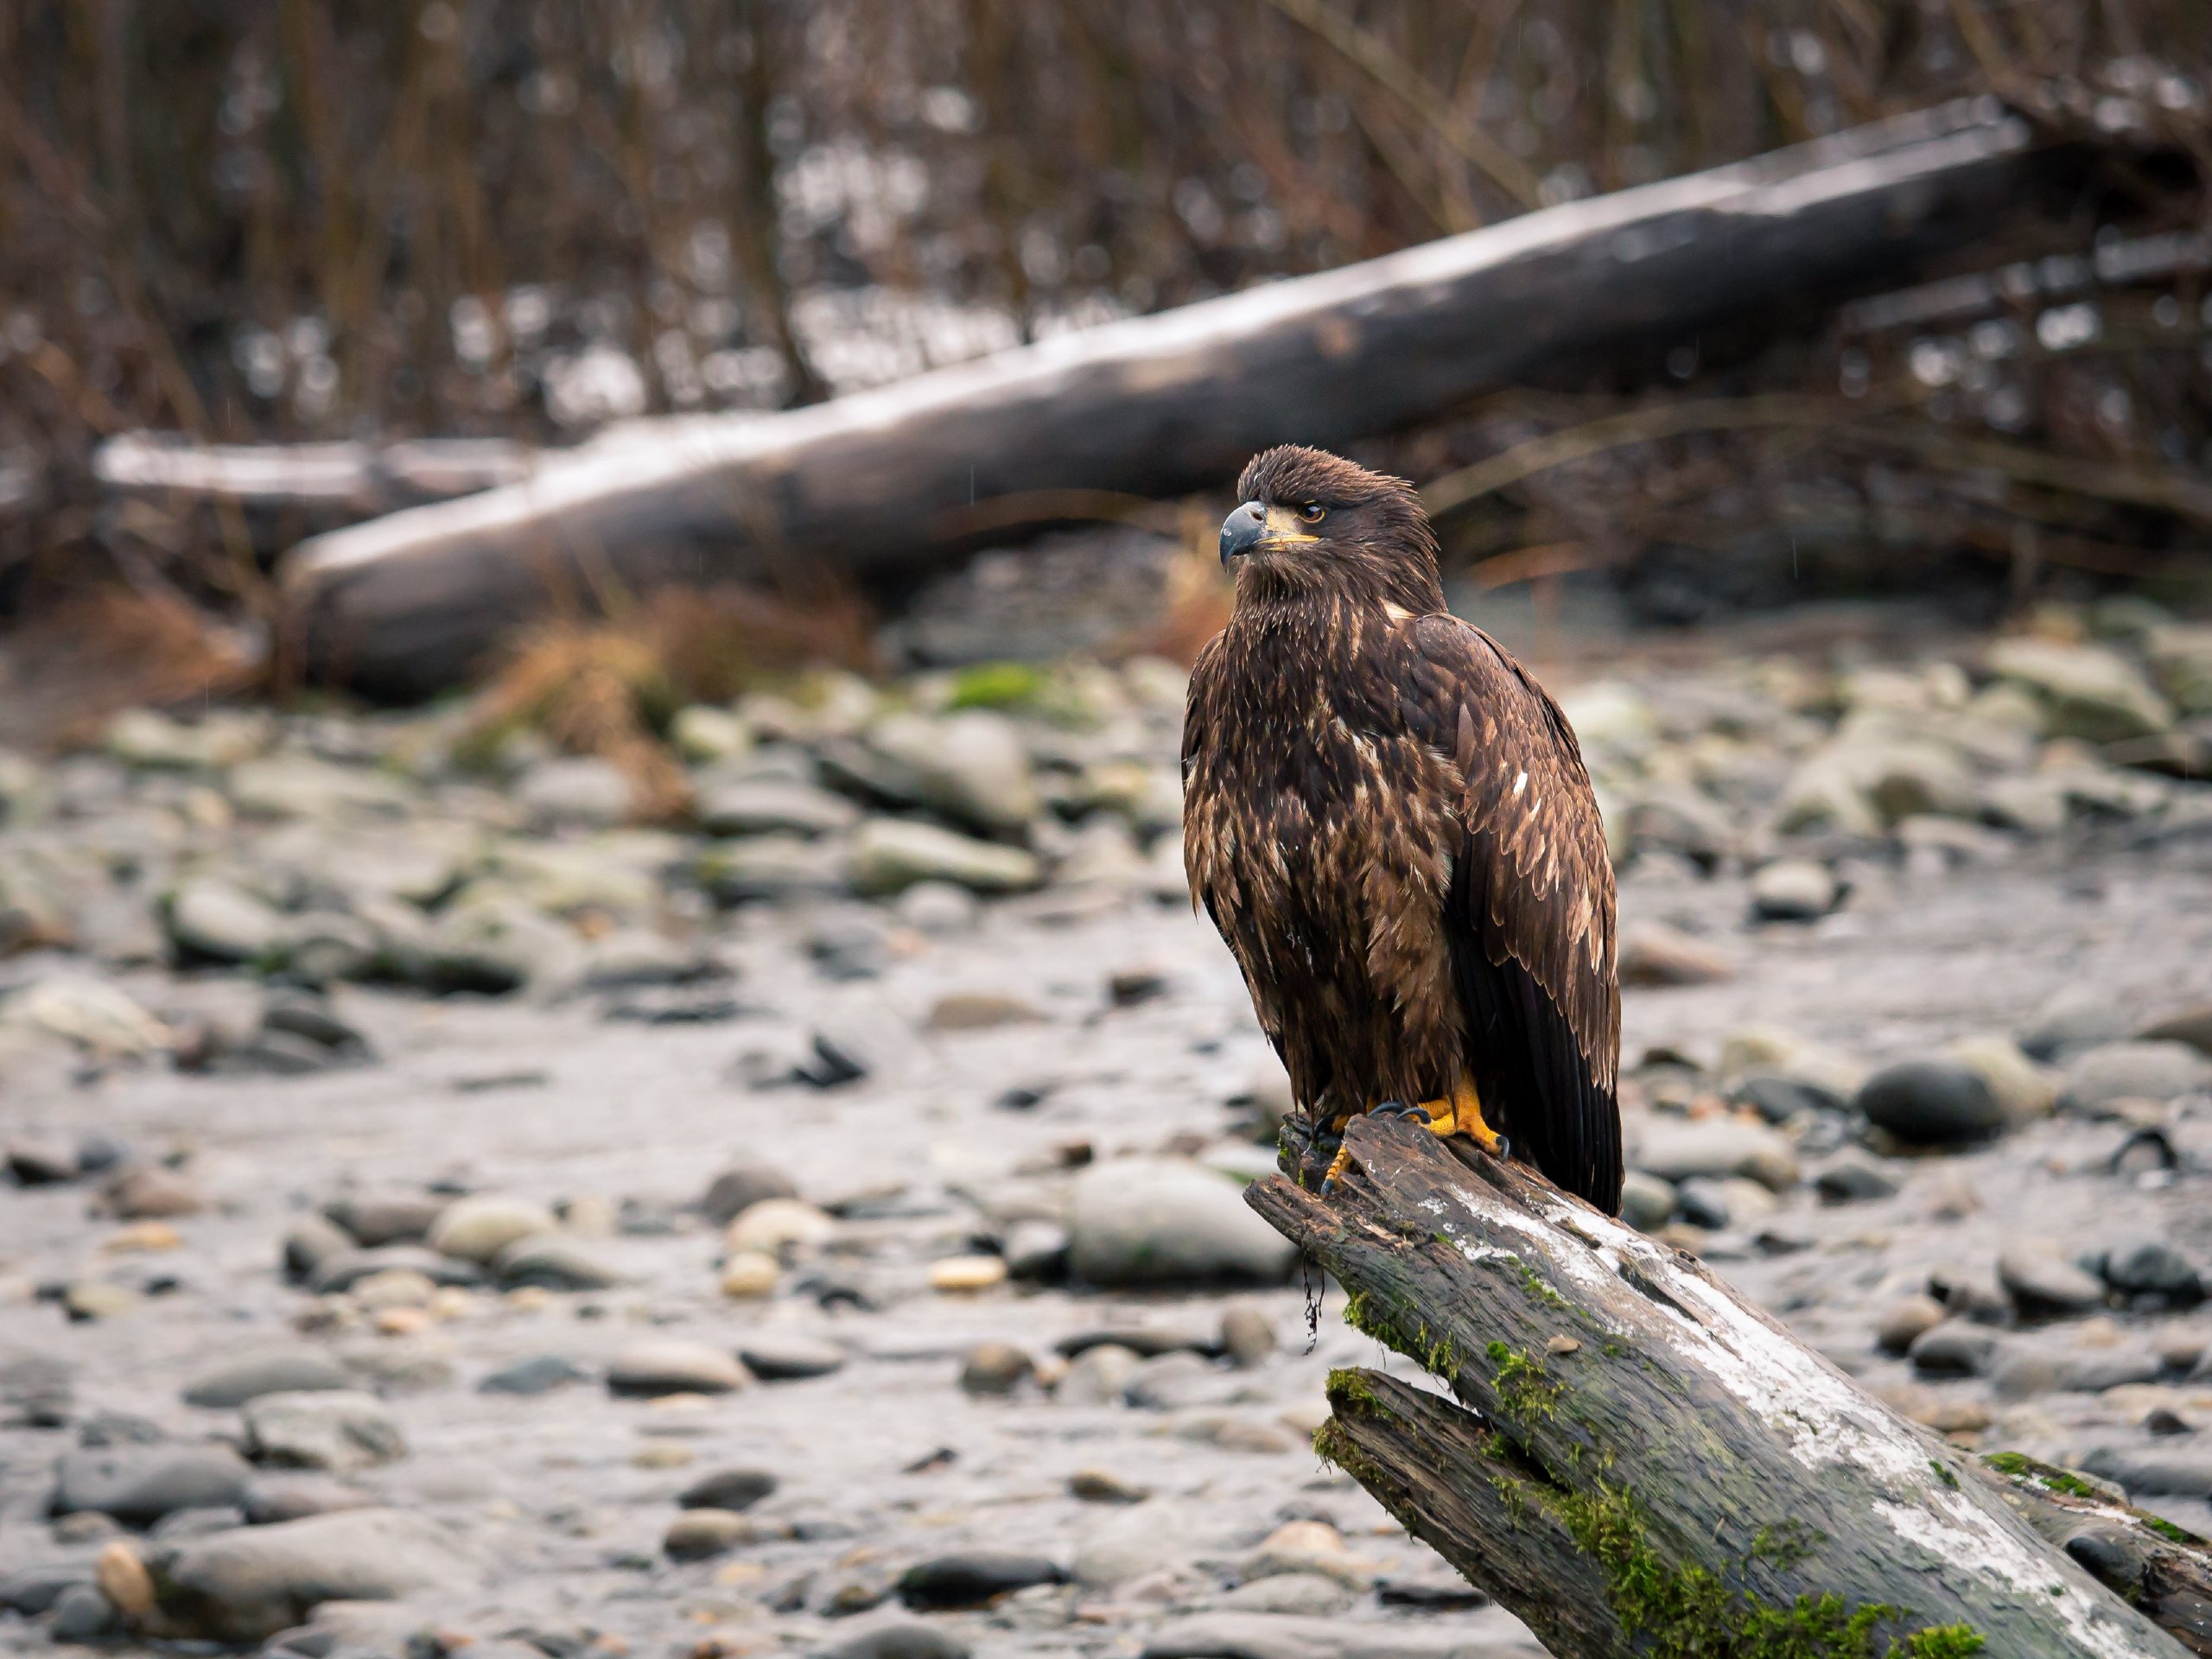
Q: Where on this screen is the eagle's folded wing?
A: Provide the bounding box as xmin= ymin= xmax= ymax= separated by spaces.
xmin=1408 ymin=613 xmax=1623 ymax=1211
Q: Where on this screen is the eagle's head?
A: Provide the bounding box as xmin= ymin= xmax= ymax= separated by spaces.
xmin=1219 ymin=445 xmax=1443 ymax=613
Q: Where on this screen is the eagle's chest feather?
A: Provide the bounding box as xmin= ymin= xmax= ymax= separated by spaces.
xmin=1183 ymin=617 xmax=1466 ymax=1074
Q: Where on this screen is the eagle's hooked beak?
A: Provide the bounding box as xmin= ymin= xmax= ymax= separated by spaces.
xmin=1218 ymin=500 xmax=1319 ymax=570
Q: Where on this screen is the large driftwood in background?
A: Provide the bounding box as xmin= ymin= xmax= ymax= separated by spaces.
xmin=281 ymin=101 xmax=2082 ymax=698
xmin=1243 ymin=1116 xmax=2190 ymax=1658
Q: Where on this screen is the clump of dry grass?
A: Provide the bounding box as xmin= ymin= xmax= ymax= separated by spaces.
xmin=458 ymin=581 xmax=878 ymax=822
xmin=2 ymin=588 xmax=262 ymax=753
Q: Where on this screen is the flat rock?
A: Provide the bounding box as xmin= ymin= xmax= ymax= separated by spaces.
xmin=1997 ymin=1245 xmax=2108 ymax=1319
xmin=896 ymin=1551 xmax=1064 ymax=1609
xmin=1856 ymin=1060 xmax=2004 ymax=1145
xmin=166 ymin=878 xmax=289 ymax=964
xmin=2090 ymin=1237 xmax=2206 ymax=1304
xmin=149 ymin=1507 xmax=474 ymax=1642
xmin=696 ymin=836 xmax=850 ymax=904
xmin=698 ymin=1160 xmax=799 ymax=1226
xmin=1814 ymin=1156 xmax=1898 ymax=1205
xmin=734 ymin=1334 xmax=846 ymax=1381
xmin=2060 ymin=1041 xmax=2212 ymax=1113
xmin=1986 ymin=637 xmax=2174 ymax=742
xmin=697 ymin=779 xmax=858 ymax=839
xmin=54 ymin=1444 xmax=254 ymax=1526
xmin=1616 ymin=1171 xmax=1675 ymax=1230
xmin=821 ymin=1623 xmax=972 ymax=1659
xmin=848 ymin=819 xmax=1040 ymax=897
xmin=606 ymin=1340 xmax=750 ymax=1397
xmin=1908 ymin=1322 xmax=2002 ymax=1377
xmin=1990 ymin=1343 xmax=2164 ymax=1400
xmin=1141 ymin=1612 xmax=1547 ymax=1659
xmin=426 ymin=1193 xmax=557 ymax=1263
xmin=2079 ymin=1445 xmax=2212 ymax=1498
xmin=679 ymin=1466 xmax=779 ymax=1511
xmin=309 ymin=1245 xmax=483 ymax=1296
xmin=663 ymin=1509 xmax=757 ymax=1560
xmin=493 ymin=1236 xmax=625 ymax=1292
xmin=183 ymin=1348 xmax=352 ymax=1408
xmin=241 ymin=1475 xmax=378 ymax=1525
xmin=1617 ymin=923 xmax=1734 ymax=987
xmin=1069 ymin=1160 xmax=1296 ymax=1287
xmin=1748 ymin=859 xmax=1838 ymax=922
xmin=243 ymin=1391 xmax=406 ymax=1472
xmin=2018 ymin=986 xmax=2136 ymax=1061
xmin=322 ymin=1193 xmax=444 ymax=1248
xmin=478 ymin=1355 xmax=590 ymax=1395
xmin=1629 ymin=1118 xmax=1797 ymax=1191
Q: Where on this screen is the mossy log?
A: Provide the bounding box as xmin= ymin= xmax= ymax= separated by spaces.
xmin=1243 ymin=1114 xmax=2190 ymax=1658
xmin=281 ymin=101 xmax=2088 ymax=698
xmin=1982 ymin=1453 xmax=2212 ymax=1655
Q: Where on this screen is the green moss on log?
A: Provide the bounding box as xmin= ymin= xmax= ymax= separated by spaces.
xmin=1344 ymin=1289 xmax=1464 ymax=1382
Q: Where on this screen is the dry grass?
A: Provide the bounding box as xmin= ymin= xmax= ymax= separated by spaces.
xmin=0 ymin=588 xmax=260 ymax=753
xmin=458 ymin=581 xmax=879 ymax=821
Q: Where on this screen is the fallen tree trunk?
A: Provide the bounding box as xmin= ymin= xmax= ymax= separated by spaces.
xmin=1243 ymin=1115 xmax=2192 ymax=1658
xmin=282 ymin=100 xmax=2090 ymax=698
xmin=96 ymin=433 xmax=534 ymax=517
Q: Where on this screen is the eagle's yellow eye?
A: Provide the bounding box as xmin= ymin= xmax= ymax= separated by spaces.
xmin=1299 ymin=502 xmax=1326 ymax=524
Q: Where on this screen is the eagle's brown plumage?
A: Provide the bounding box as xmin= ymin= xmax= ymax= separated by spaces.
xmin=1181 ymin=445 xmax=1622 ymax=1213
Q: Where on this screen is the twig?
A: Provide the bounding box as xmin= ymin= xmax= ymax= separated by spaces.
xmin=1256 ymin=0 xmax=1542 ymax=212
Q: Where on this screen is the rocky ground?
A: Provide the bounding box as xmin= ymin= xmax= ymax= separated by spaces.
xmin=3 ymin=596 xmax=2212 ymax=1659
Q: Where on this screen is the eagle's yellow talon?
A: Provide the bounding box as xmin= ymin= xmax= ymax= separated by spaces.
xmin=1408 ymin=1076 xmax=1503 ymax=1155
xmin=1319 ymin=1142 xmax=1353 ymax=1195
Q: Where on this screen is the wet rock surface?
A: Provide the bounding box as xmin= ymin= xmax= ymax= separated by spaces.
xmin=3 ymin=622 xmax=2212 ymax=1654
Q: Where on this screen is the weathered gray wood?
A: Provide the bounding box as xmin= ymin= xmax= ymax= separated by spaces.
xmin=1243 ymin=1114 xmax=2188 ymax=1658
xmin=1984 ymin=1454 xmax=2212 ymax=1655
xmin=281 ymin=99 xmax=2082 ymax=698
xmin=96 ymin=432 xmax=533 ymax=515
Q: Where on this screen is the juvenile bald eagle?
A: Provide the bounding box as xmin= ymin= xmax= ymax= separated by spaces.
xmin=1182 ymin=446 xmax=1622 ymax=1213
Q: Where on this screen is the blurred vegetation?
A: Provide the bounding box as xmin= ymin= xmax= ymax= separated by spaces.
xmin=2 ymin=1 xmax=2209 ymax=632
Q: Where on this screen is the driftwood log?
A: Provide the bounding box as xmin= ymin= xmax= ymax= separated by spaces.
xmin=280 ymin=99 xmax=2091 ymax=698
xmin=1243 ymin=1114 xmax=2196 ymax=1657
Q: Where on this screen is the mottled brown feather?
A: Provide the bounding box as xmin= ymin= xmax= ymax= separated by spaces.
xmin=1182 ymin=446 xmax=1621 ymax=1212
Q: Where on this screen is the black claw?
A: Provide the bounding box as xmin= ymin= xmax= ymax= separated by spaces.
xmin=1370 ymin=1101 xmax=1427 ymax=1122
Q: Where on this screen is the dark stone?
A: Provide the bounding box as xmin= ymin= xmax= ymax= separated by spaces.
xmin=1907 ymin=1322 xmax=2001 ymax=1378
xmin=698 ymin=1162 xmax=799 ymax=1227
xmin=895 ymin=1552 xmax=1064 ymax=1609
xmin=1813 ymin=1157 xmax=1899 ymax=1205
xmin=1375 ymin=1577 xmax=1492 ymax=1610
xmin=678 ymin=1467 xmax=779 ymax=1512
xmin=262 ymin=1001 xmax=371 ymax=1054
xmin=1729 ymin=1074 xmax=1847 ymax=1124
xmin=321 ymin=1194 xmax=443 ymax=1249
xmin=1856 ymin=1060 xmax=2005 ymax=1145
xmin=53 ymin=1443 xmax=254 ymax=1527
xmin=74 ymin=1135 xmax=129 ymax=1176
xmin=48 ymin=1582 xmax=117 ymax=1643
xmin=6 ymin=1138 xmax=79 ymax=1185
xmin=1055 ymin=1328 xmax=1220 ymax=1361
xmin=2063 ymin=1523 xmax=2149 ymax=1593
xmin=308 ymin=1247 xmax=482 ymax=1295
xmin=734 ymin=1336 xmax=846 ymax=1382
xmin=478 ymin=1356 xmax=589 ymax=1396
xmin=2093 ymin=1238 xmax=2205 ymax=1305
xmin=0 ymin=1564 xmax=88 ymax=1616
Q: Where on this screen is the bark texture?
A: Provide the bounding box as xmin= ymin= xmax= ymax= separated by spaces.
xmin=1243 ymin=1114 xmax=2190 ymax=1657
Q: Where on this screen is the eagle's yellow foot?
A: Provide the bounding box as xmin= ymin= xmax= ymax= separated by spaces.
xmin=1317 ymin=1113 xmax=1356 ymax=1196
xmin=1413 ymin=1077 xmax=1506 ymax=1157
